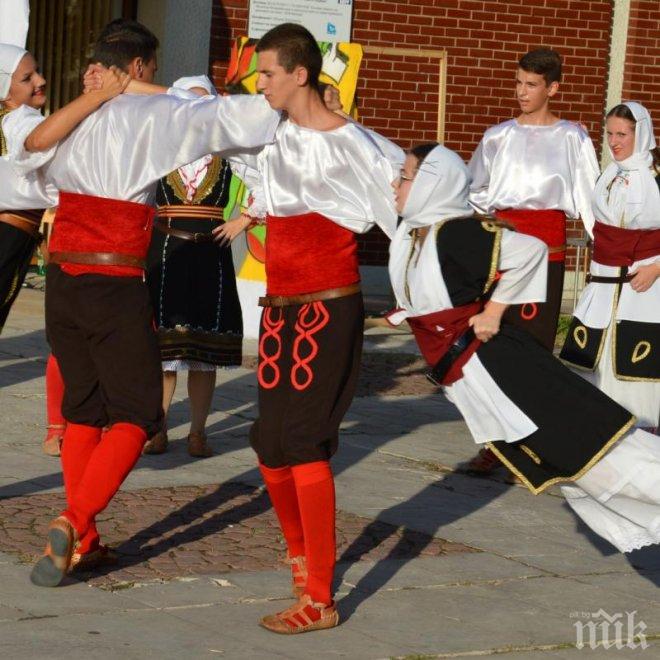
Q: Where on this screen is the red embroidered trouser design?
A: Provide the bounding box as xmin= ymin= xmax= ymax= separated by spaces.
xmin=258 ymin=307 xmax=285 ymax=389
xmin=258 ymin=302 xmax=330 ymax=392
xmin=291 ymin=302 xmax=330 ymax=390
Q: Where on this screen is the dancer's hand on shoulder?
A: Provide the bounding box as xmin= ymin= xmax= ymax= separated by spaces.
xmin=629 ymin=262 xmax=660 ymax=293
xmin=99 ymin=66 xmax=131 ymax=100
xmin=82 ymin=64 xmax=104 ymax=94
xmin=212 ymin=213 xmax=253 ymax=246
xmin=83 ymin=64 xmax=129 ymax=100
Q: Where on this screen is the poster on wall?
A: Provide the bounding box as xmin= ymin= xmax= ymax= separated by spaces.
xmin=225 ymin=35 xmax=363 ymax=337
xmin=248 ymin=0 xmax=353 ymax=43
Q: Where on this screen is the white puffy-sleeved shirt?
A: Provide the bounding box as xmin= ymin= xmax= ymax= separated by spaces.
xmin=11 ymin=93 xmax=280 ymax=204
xmin=0 ymin=105 xmax=58 ymax=209
xmin=468 ymin=119 xmax=599 ymax=236
xmin=231 ymin=118 xmax=404 ymax=239
xmin=388 ymin=220 xmax=549 ymax=443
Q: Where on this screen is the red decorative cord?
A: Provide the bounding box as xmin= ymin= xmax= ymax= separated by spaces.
xmin=290 ymin=302 xmax=330 ymax=391
xmin=258 ymin=307 xmax=285 ymax=389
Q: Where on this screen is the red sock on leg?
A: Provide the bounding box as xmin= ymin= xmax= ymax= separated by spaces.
xmin=63 ymin=422 xmax=146 ymax=540
xmin=46 ymin=354 xmax=66 ymax=429
xmin=291 ymin=460 xmax=336 ymax=606
xmin=61 ymin=423 xmax=102 ymax=553
xmin=259 ymin=463 xmax=305 ymax=557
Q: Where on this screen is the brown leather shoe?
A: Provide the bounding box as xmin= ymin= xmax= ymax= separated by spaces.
xmin=42 ymin=424 xmax=65 ymax=457
xmin=287 ymin=554 xmax=307 ymax=599
xmin=465 ymin=447 xmax=502 ymax=475
xmin=260 ymin=594 xmax=339 ymax=634
xmin=187 ymin=432 xmax=213 ymax=458
xmin=142 ymin=430 xmax=168 ymax=455
xmin=30 ymin=516 xmax=77 ymax=587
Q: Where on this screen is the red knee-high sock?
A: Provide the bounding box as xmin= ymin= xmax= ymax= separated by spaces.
xmin=46 ymin=354 xmax=66 ymax=428
xmin=259 ymin=463 xmax=305 ymax=557
xmin=63 ymin=423 xmax=146 ymax=540
xmin=61 ymin=423 xmax=102 ymax=553
xmin=292 ymin=461 xmax=336 ymax=605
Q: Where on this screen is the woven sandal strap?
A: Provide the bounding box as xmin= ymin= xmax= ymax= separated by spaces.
xmin=284 ymin=607 xmax=315 ymax=628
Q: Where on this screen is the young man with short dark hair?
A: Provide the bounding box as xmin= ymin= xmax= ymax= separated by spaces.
xmin=466 ymin=47 xmax=599 ymax=474
xmin=230 ymin=22 xmax=404 ymax=634
xmin=25 ymin=19 xmax=280 ymax=587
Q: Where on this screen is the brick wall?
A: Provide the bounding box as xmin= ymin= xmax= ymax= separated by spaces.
xmin=622 ymin=0 xmax=660 ymax=129
xmin=209 ymin=0 xmax=613 ymax=269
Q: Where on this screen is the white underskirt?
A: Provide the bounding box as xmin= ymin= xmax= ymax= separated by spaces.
xmin=576 ymin=322 xmax=660 ymax=428
xmin=163 ymin=359 xmax=216 ymax=372
xmin=561 ymin=428 xmax=660 ymax=553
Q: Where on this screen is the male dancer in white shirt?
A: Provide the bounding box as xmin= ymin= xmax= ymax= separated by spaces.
xmin=228 ymin=23 xmax=403 ymax=634
xmin=466 ymin=48 xmax=599 ymax=474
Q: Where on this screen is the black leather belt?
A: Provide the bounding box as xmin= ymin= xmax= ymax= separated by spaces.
xmin=154 ymin=218 xmax=215 ymax=243
xmin=586 ymin=274 xmax=633 ymax=284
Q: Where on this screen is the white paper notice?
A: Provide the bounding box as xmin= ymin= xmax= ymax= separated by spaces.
xmin=248 ymin=0 xmax=353 ymax=43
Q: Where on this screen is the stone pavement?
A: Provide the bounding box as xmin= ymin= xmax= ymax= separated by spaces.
xmin=0 ymin=286 xmax=658 ymax=660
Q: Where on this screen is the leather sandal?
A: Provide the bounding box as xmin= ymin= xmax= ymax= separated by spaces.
xmin=287 ymin=554 xmax=308 ymax=599
xmin=30 ymin=516 xmax=77 ymax=587
xmin=69 ymin=544 xmax=118 ymax=573
xmin=259 ymin=594 xmax=339 ymax=634
xmin=142 ymin=429 xmax=169 ymax=455
xmin=187 ymin=432 xmax=213 ymax=458
xmin=42 ymin=424 xmax=65 ymax=457
xmin=465 ymin=447 xmax=502 ymax=475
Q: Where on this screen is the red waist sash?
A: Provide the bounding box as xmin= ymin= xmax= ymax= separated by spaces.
xmin=49 ymin=192 xmax=155 ymax=277
xmin=495 ymin=209 xmax=567 ymax=262
xmin=265 ymin=212 xmax=359 ymax=296
xmin=407 ymin=302 xmax=482 ymax=385
xmin=592 ymin=220 xmax=660 ymax=267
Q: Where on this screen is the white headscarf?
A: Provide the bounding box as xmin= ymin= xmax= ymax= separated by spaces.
xmin=0 ymin=43 xmax=26 ymax=101
xmin=400 ymin=144 xmax=474 ymax=229
xmin=390 ymin=145 xmax=475 ymax=313
xmin=595 ymin=101 xmax=659 ymax=228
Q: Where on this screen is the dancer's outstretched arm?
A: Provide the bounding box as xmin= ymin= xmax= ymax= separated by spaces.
xmin=25 ymin=66 xmax=129 ymax=152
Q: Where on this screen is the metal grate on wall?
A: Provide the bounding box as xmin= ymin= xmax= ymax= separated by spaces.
xmin=26 ymin=0 xmax=127 ymax=115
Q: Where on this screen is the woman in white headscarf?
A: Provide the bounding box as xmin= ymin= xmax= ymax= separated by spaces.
xmin=389 ymin=143 xmax=660 ymax=553
xmin=560 ymin=101 xmax=660 ymax=430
